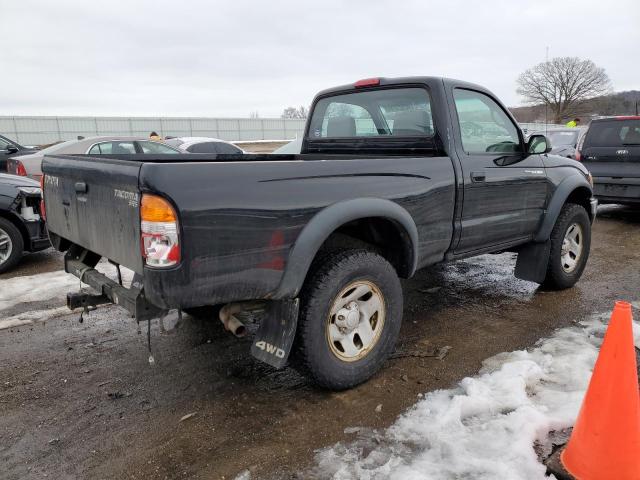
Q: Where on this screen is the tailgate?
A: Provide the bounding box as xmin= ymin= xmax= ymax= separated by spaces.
xmin=582 ymin=147 xmax=640 ymax=201
xmin=582 ymin=146 xmax=640 ymax=177
xmin=42 ymin=154 xmax=144 ymax=274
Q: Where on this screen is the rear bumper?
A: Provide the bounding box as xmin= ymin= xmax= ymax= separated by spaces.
xmin=21 ymin=215 xmax=50 ymax=252
xmin=30 ymin=237 xmax=51 ymax=251
xmin=64 ymin=248 xmax=167 ymax=321
xmin=593 ymin=177 xmax=640 ymax=204
xmin=596 ymin=196 xmax=640 ymax=205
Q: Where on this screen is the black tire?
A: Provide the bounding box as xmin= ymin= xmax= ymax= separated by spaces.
xmin=542 ymin=203 xmax=591 ymax=290
xmin=292 ymin=249 xmax=403 ymax=390
xmin=0 ymin=217 xmax=24 ymax=274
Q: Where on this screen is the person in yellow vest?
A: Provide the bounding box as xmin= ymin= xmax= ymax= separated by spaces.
xmin=149 ymin=131 xmax=162 ymax=141
xmin=566 ymin=118 xmax=580 ymax=128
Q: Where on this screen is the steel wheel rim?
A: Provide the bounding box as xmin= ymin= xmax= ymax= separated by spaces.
xmin=0 ymin=227 xmax=12 ymax=265
xmin=326 ymin=280 xmax=386 ymax=362
xmin=561 ymin=222 xmax=583 ymax=273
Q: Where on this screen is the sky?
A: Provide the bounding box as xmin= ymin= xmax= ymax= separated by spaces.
xmin=1 ymin=0 xmax=638 ymax=118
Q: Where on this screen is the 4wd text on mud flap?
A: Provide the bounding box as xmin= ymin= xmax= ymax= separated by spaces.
xmin=254 ymin=341 xmax=285 ymax=359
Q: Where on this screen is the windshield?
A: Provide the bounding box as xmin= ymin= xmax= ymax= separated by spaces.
xmin=585 ymin=119 xmax=640 ymax=147
xmin=548 ymin=131 xmax=579 ymax=146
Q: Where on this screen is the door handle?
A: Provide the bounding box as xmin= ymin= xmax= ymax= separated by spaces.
xmin=74 ymin=182 xmax=88 ymax=193
xmin=471 ymin=171 xmax=486 ymax=182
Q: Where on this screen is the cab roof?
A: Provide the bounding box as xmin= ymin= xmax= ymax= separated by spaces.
xmin=313 ymin=76 xmax=492 ymax=99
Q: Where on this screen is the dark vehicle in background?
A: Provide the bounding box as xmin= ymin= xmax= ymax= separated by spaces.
xmin=43 ymin=76 xmax=596 ymax=389
xmin=0 ymin=173 xmax=49 ymax=273
xmin=7 ymin=136 xmax=181 ymax=180
xmin=577 ymin=116 xmax=640 ymax=205
xmin=0 ymin=135 xmax=36 ymax=173
xmin=164 ymin=136 xmax=245 ymax=154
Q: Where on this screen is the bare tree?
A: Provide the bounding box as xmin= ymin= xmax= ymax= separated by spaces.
xmin=281 ymin=106 xmax=309 ymax=119
xmin=516 ymin=57 xmax=612 ymax=124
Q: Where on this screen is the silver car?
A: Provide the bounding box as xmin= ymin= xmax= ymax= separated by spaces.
xmin=7 ymin=136 xmax=180 ymax=179
xmin=528 ymin=128 xmax=587 ymax=159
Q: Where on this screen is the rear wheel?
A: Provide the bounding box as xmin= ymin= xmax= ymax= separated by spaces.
xmin=292 ymin=249 xmax=403 ymax=390
xmin=542 ymin=203 xmax=591 ymax=290
xmin=0 ymin=218 xmax=23 ymax=274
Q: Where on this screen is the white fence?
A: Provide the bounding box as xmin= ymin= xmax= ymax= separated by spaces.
xmin=0 ymin=116 xmax=566 ymax=147
xmin=0 ymin=116 xmax=307 ymax=146
xmin=520 ymin=122 xmax=566 ymax=134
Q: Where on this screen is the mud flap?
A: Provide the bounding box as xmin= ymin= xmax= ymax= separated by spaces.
xmin=251 ymin=299 xmax=299 ymax=369
xmin=514 ymin=240 xmax=551 ymax=284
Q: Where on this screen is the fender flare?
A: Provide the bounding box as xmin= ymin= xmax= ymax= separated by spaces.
xmin=272 ymin=198 xmax=419 ymax=299
xmin=534 ymin=174 xmax=592 ymax=242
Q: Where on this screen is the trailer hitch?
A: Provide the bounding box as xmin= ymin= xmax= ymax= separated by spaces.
xmin=67 ymin=291 xmax=112 ymax=310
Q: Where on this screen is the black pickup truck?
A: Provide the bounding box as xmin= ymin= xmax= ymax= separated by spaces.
xmin=42 ymin=77 xmax=597 ymax=389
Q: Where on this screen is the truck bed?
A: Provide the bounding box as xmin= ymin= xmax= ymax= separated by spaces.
xmin=43 ymin=152 xmax=456 ymax=309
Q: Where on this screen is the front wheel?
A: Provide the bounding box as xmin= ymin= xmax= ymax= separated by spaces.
xmin=0 ymin=218 xmax=24 ymax=274
xmin=542 ymin=203 xmax=591 ymax=290
xmin=293 ymin=249 xmax=403 ymax=390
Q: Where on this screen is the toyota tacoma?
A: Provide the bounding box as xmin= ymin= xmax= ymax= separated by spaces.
xmin=42 ymin=77 xmax=597 ymax=389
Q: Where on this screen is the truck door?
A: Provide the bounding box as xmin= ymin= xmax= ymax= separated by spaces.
xmin=450 ymin=88 xmax=548 ymax=253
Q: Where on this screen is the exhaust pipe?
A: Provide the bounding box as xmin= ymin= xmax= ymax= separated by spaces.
xmin=218 ymin=301 xmax=264 ymax=338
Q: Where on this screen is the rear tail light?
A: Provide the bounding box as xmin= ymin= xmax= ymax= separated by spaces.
xmin=40 ymin=175 xmax=46 ymax=221
xmin=140 ymin=194 xmax=180 ymax=267
xmin=15 ymin=160 xmax=27 ymax=176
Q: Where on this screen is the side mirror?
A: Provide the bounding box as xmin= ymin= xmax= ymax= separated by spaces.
xmin=527 ymin=134 xmax=551 ymax=154
xmin=5 ymin=144 xmax=19 ymax=154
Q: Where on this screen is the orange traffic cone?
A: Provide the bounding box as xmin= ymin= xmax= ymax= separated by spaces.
xmin=561 ymin=301 xmax=640 ymax=479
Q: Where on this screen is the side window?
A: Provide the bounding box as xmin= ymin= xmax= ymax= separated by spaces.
xmin=0 ymin=137 xmax=10 ymax=150
xmin=88 ymin=141 xmax=136 ymax=154
xmin=138 ymin=141 xmax=179 ymax=154
xmin=453 ymin=89 xmax=521 ymax=154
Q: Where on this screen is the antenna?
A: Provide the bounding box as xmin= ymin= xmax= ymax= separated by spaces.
xmin=545 ymin=46 xmax=549 ymax=136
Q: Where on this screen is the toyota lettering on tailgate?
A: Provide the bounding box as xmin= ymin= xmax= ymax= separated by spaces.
xmin=113 ymin=189 xmax=139 ymax=208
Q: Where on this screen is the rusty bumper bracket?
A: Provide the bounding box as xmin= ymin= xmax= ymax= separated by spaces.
xmin=64 ymin=246 xmax=167 ymax=322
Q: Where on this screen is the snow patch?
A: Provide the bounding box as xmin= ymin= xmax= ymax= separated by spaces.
xmin=0 ymin=261 xmax=134 ymax=313
xmin=0 ymin=306 xmax=70 ymax=330
xmin=310 ymin=312 xmax=640 ymax=480
xmin=0 ymin=270 xmax=79 ymax=311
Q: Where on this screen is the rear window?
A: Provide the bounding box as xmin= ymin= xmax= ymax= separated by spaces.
xmin=548 ymin=131 xmax=579 ymax=146
xmin=308 ymin=88 xmax=434 ymax=139
xmin=187 ymin=141 xmax=242 ymax=154
xmin=585 ymin=119 xmax=640 ymax=147
xmin=138 ymin=141 xmax=180 ymax=154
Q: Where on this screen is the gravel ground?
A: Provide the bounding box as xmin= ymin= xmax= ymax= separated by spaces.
xmin=0 ymin=205 xmax=638 ymax=480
